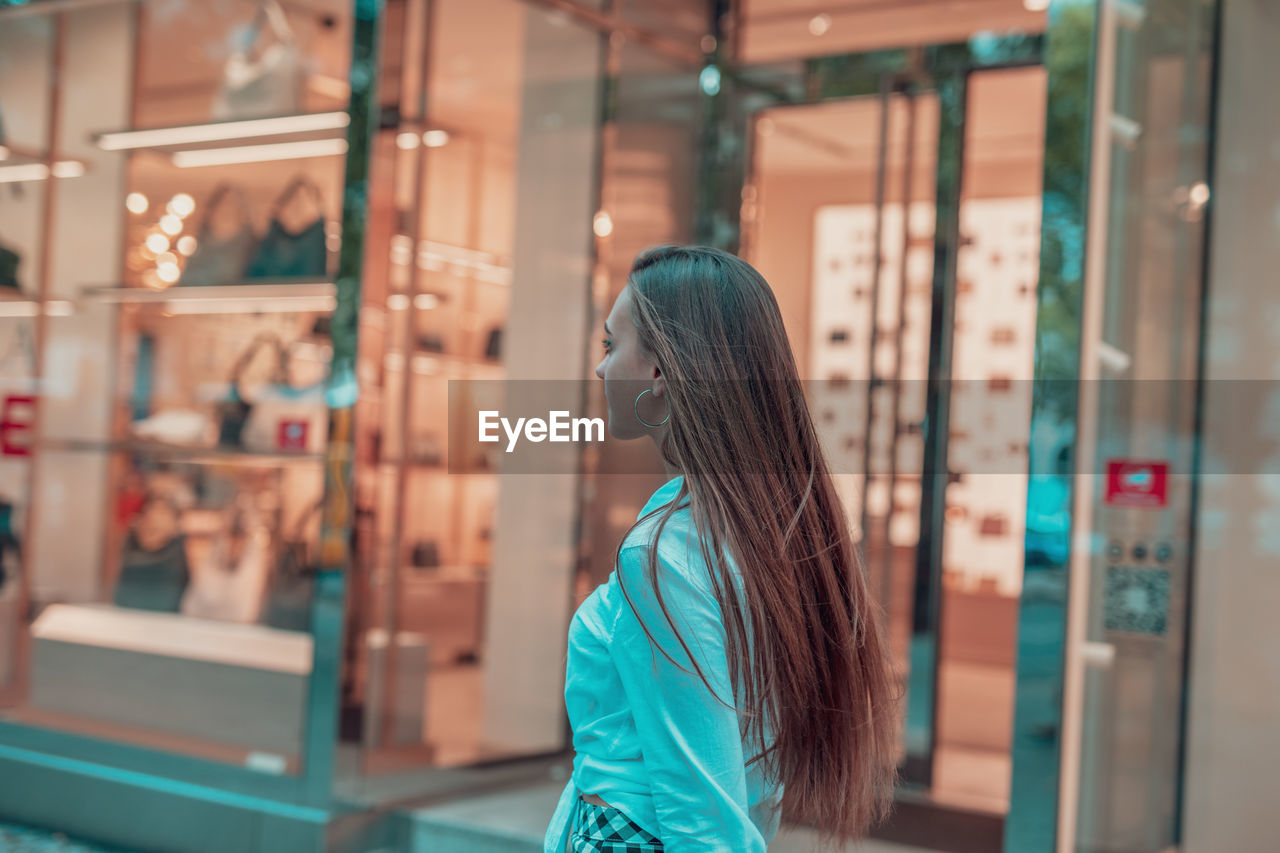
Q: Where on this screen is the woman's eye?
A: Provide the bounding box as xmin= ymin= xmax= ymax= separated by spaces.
xmin=602 ymin=338 xmax=612 ymax=353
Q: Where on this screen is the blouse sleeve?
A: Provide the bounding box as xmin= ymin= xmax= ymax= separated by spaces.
xmin=608 ymin=541 xmax=767 ymax=853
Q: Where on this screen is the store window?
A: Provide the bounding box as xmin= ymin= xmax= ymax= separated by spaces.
xmin=0 ymin=0 xmax=360 ymax=777
xmin=340 ymin=0 xmax=615 ymax=777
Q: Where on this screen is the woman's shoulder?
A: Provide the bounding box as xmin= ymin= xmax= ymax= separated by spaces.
xmin=618 ymin=508 xmax=726 ymax=602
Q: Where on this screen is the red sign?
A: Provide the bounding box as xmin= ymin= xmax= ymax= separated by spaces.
xmin=277 ymin=420 xmax=310 ymax=452
xmin=1106 ymin=459 xmax=1169 ymax=507
xmin=1 ymin=395 xmax=36 ymax=457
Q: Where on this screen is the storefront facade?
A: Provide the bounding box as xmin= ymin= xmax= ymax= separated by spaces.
xmin=0 ymin=1 xmax=1269 ymax=851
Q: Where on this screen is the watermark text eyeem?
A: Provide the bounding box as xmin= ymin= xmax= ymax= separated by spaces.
xmin=479 ymin=410 xmax=605 ymax=452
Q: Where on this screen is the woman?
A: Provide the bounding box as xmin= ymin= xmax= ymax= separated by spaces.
xmin=545 ymin=246 xmax=901 ymax=853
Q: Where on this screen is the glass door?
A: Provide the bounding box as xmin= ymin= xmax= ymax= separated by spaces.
xmin=1052 ymin=1 xmax=1217 ymax=851
xmin=739 ymin=46 xmax=1047 ymax=820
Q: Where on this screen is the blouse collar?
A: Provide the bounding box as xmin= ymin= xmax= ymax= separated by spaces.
xmin=641 ymin=474 xmax=689 ymax=515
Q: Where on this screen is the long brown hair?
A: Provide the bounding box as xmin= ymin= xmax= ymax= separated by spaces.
xmin=613 ymin=245 xmax=902 ymax=849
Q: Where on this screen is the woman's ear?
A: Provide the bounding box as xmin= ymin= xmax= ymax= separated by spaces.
xmin=651 ymin=368 xmax=665 ymax=399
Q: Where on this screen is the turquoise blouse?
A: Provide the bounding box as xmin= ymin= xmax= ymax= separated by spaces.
xmin=543 ymin=474 xmax=784 ymax=852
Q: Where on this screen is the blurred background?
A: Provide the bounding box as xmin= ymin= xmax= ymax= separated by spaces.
xmin=0 ymin=0 xmax=1273 ymax=851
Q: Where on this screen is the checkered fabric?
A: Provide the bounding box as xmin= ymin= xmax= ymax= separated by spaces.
xmin=569 ymin=797 xmax=664 ymax=852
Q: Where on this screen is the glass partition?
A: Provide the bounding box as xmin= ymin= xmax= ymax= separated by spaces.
xmin=0 ymin=0 xmax=366 ymax=782
xmin=342 ymin=0 xmax=608 ymax=784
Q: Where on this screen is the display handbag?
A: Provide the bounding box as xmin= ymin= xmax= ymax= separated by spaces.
xmin=0 ymin=109 xmax=22 ymax=296
xmin=182 ymin=507 xmax=273 ymax=624
xmin=179 ymin=184 xmax=258 ymax=287
xmin=240 ymin=340 xmax=329 ymax=454
xmin=114 ymin=528 xmax=191 ymax=614
xmin=0 ymin=241 xmax=21 ymax=294
xmin=244 ymin=176 xmax=328 ymax=281
xmin=261 ymin=501 xmax=323 ymax=632
xmin=483 ymin=326 xmax=502 ymax=361
xmin=410 ymin=539 xmax=440 ymax=570
xmin=216 ymin=333 xmax=284 ymax=449
xmin=0 ymin=500 xmax=19 ymax=590
xmin=212 ymin=0 xmax=305 ymax=121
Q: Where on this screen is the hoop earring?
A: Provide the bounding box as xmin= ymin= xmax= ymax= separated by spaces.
xmin=634 ymin=388 xmax=670 ymax=428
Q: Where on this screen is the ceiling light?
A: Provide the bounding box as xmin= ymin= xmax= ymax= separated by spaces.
xmin=156 ymin=262 xmax=181 ymax=284
xmin=593 ymin=211 xmax=614 ymax=238
xmin=126 ymin=192 xmax=149 ymax=214
xmin=422 ymin=130 xmax=450 ymax=148
xmin=809 ymin=14 xmax=832 ymax=36
xmin=96 ymin=112 xmax=350 ymax=150
xmin=396 ymin=132 xmax=419 ymax=150
xmin=177 ymin=235 xmax=198 ymax=256
xmin=1023 ymin=0 xmax=1050 ymax=10
xmin=414 ymin=293 xmax=440 ymax=310
xmin=145 ymin=233 xmax=170 ymax=253
xmin=159 ymin=215 xmax=183 ymax=236
xmin=168 ymin=193 xmax=196 ymax=218
xmin=171 ymin=138 xmax=349 ymax=168
xmin=1188 ymin=181 xmax=1210 ymax=207
xmin=387 ymin=293 xmax=410 ymax=311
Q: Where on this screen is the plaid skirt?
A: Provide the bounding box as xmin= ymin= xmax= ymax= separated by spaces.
xmin=568 ymin=796 xmax=664 ymax=852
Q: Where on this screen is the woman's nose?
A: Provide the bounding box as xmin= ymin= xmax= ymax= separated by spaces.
xmin=594 ymin=359 xmax=605 ymax=379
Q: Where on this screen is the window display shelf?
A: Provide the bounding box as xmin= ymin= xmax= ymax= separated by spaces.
xmin=92 ymin=112 xmax=350 ymax=162
xmin=408 ymin=349 xmax=504 ymax=371
xmin=402 ymin=564 xmax=487 ymax=582
xmin=81 ymin=282 xmax=337 ymax=314
xmin=41 ymin=438 xmax=325 ymax=468
xmin=405 ymin=462 xmax=495 ymax=476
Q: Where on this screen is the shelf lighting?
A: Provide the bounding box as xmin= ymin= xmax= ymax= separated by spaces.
xmin=172 ymin=138 xmax=349 ymax=168
xmin=162 ymin=292 xmax=338 ymax=315
xmin=0 ymin=301 xmax=39 ymax=317
xmin=95 ymin=112 xmax=350 ymax=151
xmin=0 ymin=300 xmax=74 ymax=318
xmin=0 ymin=160 xmax=87 ymax=183
xmin=422 ymin=130 xmax=450 ymax=148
